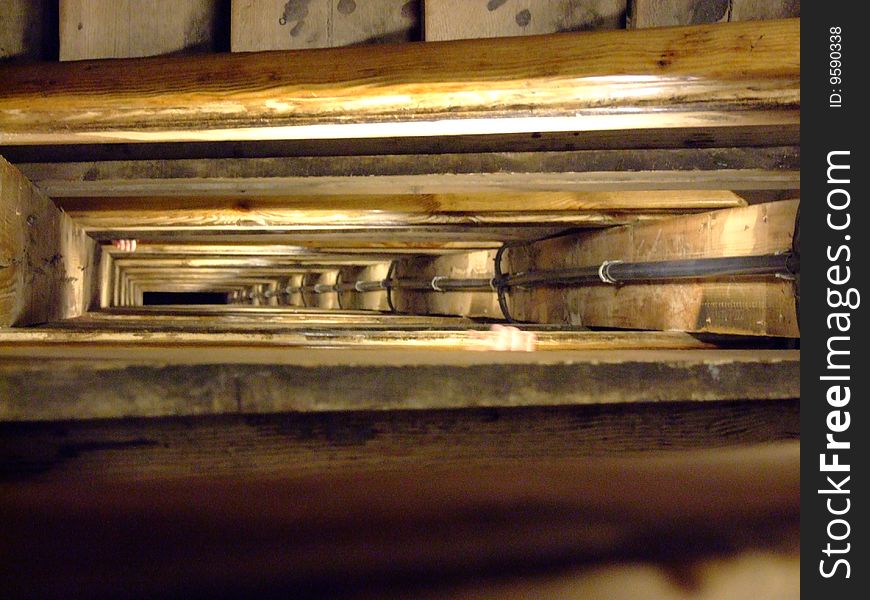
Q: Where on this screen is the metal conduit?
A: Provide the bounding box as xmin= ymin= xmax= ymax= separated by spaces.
xmin=283 ymin=252 xmax=798 ymax=296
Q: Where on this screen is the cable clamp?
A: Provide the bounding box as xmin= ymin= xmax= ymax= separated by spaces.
xmin=431 ymin=276 xmax=447 ymax=292
xmin=598 ymin=260 xmax=622 ymax=285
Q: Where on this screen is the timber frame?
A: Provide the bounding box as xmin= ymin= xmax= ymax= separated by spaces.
xmin=1 ymin=12 xmax=800 ymax=598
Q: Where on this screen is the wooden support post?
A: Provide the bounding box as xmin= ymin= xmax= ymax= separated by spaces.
xmin=0 ymin=156 xmax=99 ymax=326
xmin=0 ymin=19 xmax=799 ymax=144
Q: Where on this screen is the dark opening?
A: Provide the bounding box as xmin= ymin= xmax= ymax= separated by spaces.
xmin=142 ymin=292 xmax=231 ymax=305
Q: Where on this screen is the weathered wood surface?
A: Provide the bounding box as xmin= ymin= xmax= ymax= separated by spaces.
xmin=425 ymin=0 xmax=626 ymax=41
xmin=58 ymin=190 xmax=749 ymax=236
xmin=232 ymin=0 xmax=420 ymax=52
xmin=0 ymin=347 xmax=799 ymax=420
xmin=0 ymin=156 xmax=99 ymax=326
xmin=0 ymin=401 xmax=798 ymax=482
xmin=0 ymin=442 xmax=799 ymax=596
xmin=60 ymin=190 xmax=747 ymax=212
xmin=0 ymin=19 xmax=799 ymax=144
xmin=88 ymin=227 xmax=567 ymax=245
xmin=630 ymin=0 xmax=800 ymax=29
xmin=504 ymin=200 xmax=799 ymax=336
xmin=0 ymin=328 xmax=720 ymax=351
xmin=0 ymin=0 xmax=57 ymax=61
xmin=59 ymin=0 xmax=225 ymax=61
xmin=0 ymin=125 xmax=802 ymax=165
xmin=20 ymin=148 xmax=801 ymax=198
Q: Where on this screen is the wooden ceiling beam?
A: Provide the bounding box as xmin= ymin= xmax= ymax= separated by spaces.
xmin=21 ymin=147 xmax=799 ymax=198
xmin=0 ymin=19 xmax=798 ymax=145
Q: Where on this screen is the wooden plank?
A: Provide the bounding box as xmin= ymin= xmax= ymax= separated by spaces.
xmin=0 ymin=328 xmax=718 ymax=351
xmin=0 ymin=0 xmax=57 ymax=62
xmin=630 ymin=0 xmax=800 ymax=29
xmin=60 ymin=207 xmax=716 ymax=235
xmin=394 ymin=250 xmax=501 ymax=319
xmin=64 ymin=190 xmax=749 ymax=210
xmin=0 ymin=442 xmax=798 ymax=597
xmin=19 ymin=148 xmax=801 ymax=198
xmin=0 ymin=125 xmax=802 ymax=165
xmin=58 ymin=0 xmax=225 ymax=61
xmin=0 ymin=156 xmax=99 ymax=326
xmin=0 ymin=347 xmax=799 ymax=420
xmin=105 ymin=240 xmax=503 ymax=255
xmin=232 ymin=0 xmax=420 ymax=52
xmin=503 ymin=200 xmax=799 ymax=336
xmin=425 ymin=0 xmax=626 ymax=41
xmin=0 ymin=19 xmax=799 ymax=144
xmin=84 ymin=227 xmax=567 ymax=245
xmin=0 ymin=400 xmax=797 ymax=482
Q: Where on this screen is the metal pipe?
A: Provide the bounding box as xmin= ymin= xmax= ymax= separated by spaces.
xmin=299 ymin=252 xmax=797 ymax=294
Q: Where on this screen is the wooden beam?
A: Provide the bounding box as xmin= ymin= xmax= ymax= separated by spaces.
xmin=20 ymin=148 xmax=800 ymax=198
xmin=0 ymin=328 xmax=719 ymax=351
xmin=59 ymin=0 xmax=225 ymax=61
xmin=65 ymin=207 xmax=718 ymax=235
xmin=0 ymin=19 xmax=799 ymax=144
xmin=232 ymin=0 xmax=420 ymax=52
xmin=84 ymin=227 xmax=568 ymax=245
xmin=425 ymin=0 xmax=626 ymax=41
xmin=0 ymin=156 xmax=99 ymax=326
xmin=0 ymin=347 xmax=799 ymax=420
xmin=504 ymin=200 xmax=799 ymax=336
xmin=0 ymin=125 xmax=801 ymax=164
xmin=105 ymin=240 xmax=504 ymax=254
xmin=59 ymin=190 xmax=749 ymax=236
xmin=0 ymin=401 xmax=797 ymax=482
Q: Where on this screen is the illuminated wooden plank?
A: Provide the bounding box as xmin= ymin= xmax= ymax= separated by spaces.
xmin=0 ymin=19 xmax=799 ymax=144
